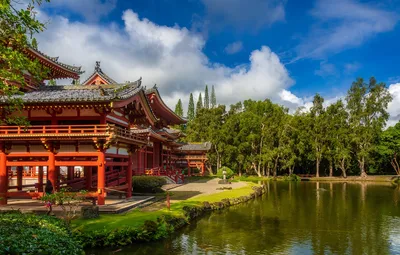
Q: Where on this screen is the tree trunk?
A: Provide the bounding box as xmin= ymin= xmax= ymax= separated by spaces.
xmin=391 ymin=154 xmax=400 ymax=175
xmin=340 ymin=159 xmax=347 ymax=178
xmin=273 ymin=157 xmax=279 ymax=178
xmin=316 ymin=157 xmax=320 ymax=177
xmin=262 ymin=165 xmax=266 ymax=176
xmin=266 ymin=167 xmax=270 ymax=177
xmin=238 ymin=165 xmax=242 ymax=177
xmin=329 ymin=161 xmax=333 ymax=177
xmin=359 ymin=156 xmax=367 ymax=177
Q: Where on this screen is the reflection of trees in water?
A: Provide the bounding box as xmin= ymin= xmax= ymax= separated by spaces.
xmin=117 ymin=182 xmax=400 ymax=255
xmin=180 ymin=182 xmax=398 ymax=255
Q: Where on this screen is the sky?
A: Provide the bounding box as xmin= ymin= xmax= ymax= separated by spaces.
xmin=30 ymin=0 xmax=400 ymax=125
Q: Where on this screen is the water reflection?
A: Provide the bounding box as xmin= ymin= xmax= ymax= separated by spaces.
xmin=89 ymin=182 xmax=400 ymax=255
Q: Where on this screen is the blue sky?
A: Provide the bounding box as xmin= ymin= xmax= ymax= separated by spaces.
xmin=35 ymin=0 xmax=400 ymax=123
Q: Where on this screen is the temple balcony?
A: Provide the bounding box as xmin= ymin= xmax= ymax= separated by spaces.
xmin=0 ymin=124 xmax=147 ymax=145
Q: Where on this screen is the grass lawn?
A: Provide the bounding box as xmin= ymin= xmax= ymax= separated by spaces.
xmin=73 ymin=183 xmax=257 ymax=232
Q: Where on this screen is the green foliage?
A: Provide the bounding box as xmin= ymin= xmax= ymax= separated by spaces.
xmin=0 ymin=212 xmax=84 ymax=254
xmin=187 ymin=93 xmax=195 ymax=121
xmin=41 ymin=188 xmax=88 ymax=228
xmin=377 ymin=122 xmax=400 ymax=175
xmin=204 ymin=85 xmax=209 ymax=109
xmin=0 ymin=0 xmax=50 ymax=125
xmin=282 ymin=174 xmax=301 ymax=182
xmin=132 ymin=176 xmax=167 ymax=193
xmin=196 ymin=93 xmax=203 ymax=116
xmin=211 ymin=85 xmax=217 ymax=108
xmin=174 ymin=99 xmax=184 ymax=117
xmin=184 ymin=77 xmax=393 ymax=178
xmin=217 ymin=166 xmax=234 ymax=179
xmin=346 ymin=77 xmax=392 ymax=176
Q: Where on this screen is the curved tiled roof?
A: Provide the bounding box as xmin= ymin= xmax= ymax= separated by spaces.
xmin=26 ymin=47 xmax=84 ymax=74
xmin=0 ymin=79 xmax=142 ymax=104
xmin=177 ymin=142 xmax=212 ymax=151
xmin=82 ymin=62 xmax=117 ymax=85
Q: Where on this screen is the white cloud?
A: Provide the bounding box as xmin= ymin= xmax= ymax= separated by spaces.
xmin=294 ymin=0 xmax=398 ymax=61
xmin=224 ymin=41 xmax=243 ymax=55
xmin=36 ymin=10 xmax=294 ymax=114
xmin=387 ymin=83 xmax=400 ymax=126
xmin=43 ymin=0 xmax=117 ymax=22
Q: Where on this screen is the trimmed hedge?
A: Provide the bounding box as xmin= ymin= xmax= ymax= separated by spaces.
xmin=0 ymin=212 xmax=84 ymax=255
xmin=132 ymin=176 xmax=167 ymax=193
xmin=217 ymin=166 xmax=235 ymax=179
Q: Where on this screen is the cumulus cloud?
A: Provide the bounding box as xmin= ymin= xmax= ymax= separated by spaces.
xmin=200 ymin=0 xmax=285 ymax=32
xmin=387 ymin=83 xmax=400 ymax=126
xmin=224 ymin=41 xmax=243 ymax=55
xmin=36 ymin=10 xmax=294 ymax=113
xmin=293 ymin=0 xmax=398 ymax=61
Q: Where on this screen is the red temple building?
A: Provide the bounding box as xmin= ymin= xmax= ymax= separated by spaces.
xmin=0 ymin=48 xmax=209 ymax=205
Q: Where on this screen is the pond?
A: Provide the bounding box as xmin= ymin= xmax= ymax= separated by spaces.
xmin=89 ymin=182 xmax=400 ymax=254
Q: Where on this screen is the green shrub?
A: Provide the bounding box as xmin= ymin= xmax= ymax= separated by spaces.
xmin=282 ymin=174 xmax=301 ymax=182
xmin=217 ymin=166 xmax=234 ymax=179
xmin=0 ymin=212 xmax=84 ymax=254
xmin=132 ymin=176 xmax=167 ymax=193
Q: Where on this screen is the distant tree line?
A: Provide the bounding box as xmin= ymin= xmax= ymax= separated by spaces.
xmin=181 ymin=77 xmax=400 ymax=177
xmin=174 ymin=84 xmax=217 ymax=120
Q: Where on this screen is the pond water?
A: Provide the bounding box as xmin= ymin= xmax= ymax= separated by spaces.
xmin=89 ymin=182 xmax=400 ymax=255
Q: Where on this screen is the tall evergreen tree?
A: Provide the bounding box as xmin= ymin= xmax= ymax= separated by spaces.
xmin=187 ymin=93 xmax=195 ymax=121
xmin=211 ymin=85 xmax=217 ymax=108
xmin=174 ymin=99 xmax=183 ymax=117
xmin=204 ymin=85 xmax=209 ymax=109
xmin=196 ymin=93 xmax=203 ymax=115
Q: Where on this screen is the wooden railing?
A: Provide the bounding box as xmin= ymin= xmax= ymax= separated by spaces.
xmin=0 ymin=124 xmax=110 ymax=136
xmin=0 ymin=124 xmax=148 ymax=144
xmin=110 ymin=125 xmax=147 ymax=144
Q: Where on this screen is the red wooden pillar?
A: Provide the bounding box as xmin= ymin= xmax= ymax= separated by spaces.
xmin=97 ymin=151 xmax=106 ymax=205
xmin=38 ymin=166 xmax=44 ymax=192
xmin=127 ymin=152 xmax=133 ymax=198
xmin=144 ymin=147 xmax=148 ymax=170
xmin=16 ymin=166 xmax=23 ymax=191
xmin=85 ymin=167 xmax=92 ymax=190
xmin=48 ymin=152 xmax=56 ymax=193
xmin=0 ymin=151 xmax=8 ymax=205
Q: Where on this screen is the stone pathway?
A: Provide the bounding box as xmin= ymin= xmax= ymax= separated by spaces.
xmin=167 ymin=178 xmax=246 ymax=203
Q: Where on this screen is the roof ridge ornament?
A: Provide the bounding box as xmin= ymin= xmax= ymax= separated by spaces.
xmin=95 ymin=61 xmax=101 ymax=72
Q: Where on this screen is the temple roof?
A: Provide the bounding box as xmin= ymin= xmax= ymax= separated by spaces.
xmin=82 ymin=61 xmax=117 ymax=85
xmin=176 ymin=142 xmax=212 ymax=152
xmin=26 ymin=47 xmax=84 ymax=79
xmin=0 ymin=79 xmax=142 ymax=103
xmin=146 ymin=86 xmax=186 ymax=125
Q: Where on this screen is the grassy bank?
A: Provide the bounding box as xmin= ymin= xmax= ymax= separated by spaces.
xmin=73 ymin=183 xmax=263 ymax=247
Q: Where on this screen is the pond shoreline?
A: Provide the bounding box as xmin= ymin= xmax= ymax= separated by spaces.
xmin=75 ymin=183 xmax=267 ymax=249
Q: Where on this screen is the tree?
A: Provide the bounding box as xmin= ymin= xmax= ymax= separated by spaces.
xmin=196 ymin=93 xmax=203 ymax=116
xmin=204 ymin=85 xmax=209 ymax=109
xmin=346 ymin=77 xmax=392 ymax=177
xmin=187 ymin=93 xmax=195 ymax=121
xmin=48 ymin=79 xmax=57 ymax=86
xmin=174 ymin=99 xmax=183 ymax=117
xmin=211 ymin=85 xmax=217 ymax=108
xmin=309 ymin=94 xmax=326 ymax=177
xmin=377 ymin=122 xmax=400 ymax=175
xmin=326 ymin=100 xmax=351 ymax=177
xmin=0 ymin=0 xmax=50 ymax=125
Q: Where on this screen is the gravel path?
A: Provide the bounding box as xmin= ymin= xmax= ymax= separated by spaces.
xmin=167 ymin=178 xmax=247 ymax=203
